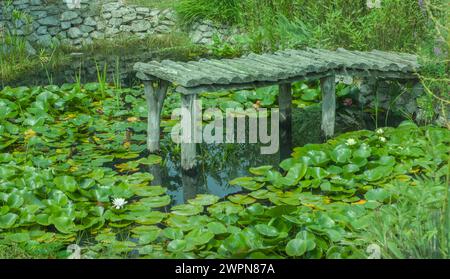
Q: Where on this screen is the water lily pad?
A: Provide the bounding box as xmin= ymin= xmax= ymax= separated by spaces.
xmin=53 ymin=175 xmax=78 ymax=192
xmin=0 ymin=213 xmax=18 ymax=229
xmin=228 ymin=194 xmax=256 ymax=205
xmin=140 ymin=195 xmax=171 ymax=208
xmin=207 ymin=222 xmax=228 ymax=235
xmin=163 ymin=227 xmax=184 ymax=240
xmin=364 ymin=188 xmax=390 ymax=202
xmin=255 ymin=224 xmax=279 ymax=237
xmin=137 ymin=155 xmax=162 ymax=165
xmin=188 ymin=194 xmax=220 ymax=206
xmin=167 ymin=239 xmax=187 ymax=252
xmin=249 ymin=165 xmax=273 ymax=176
xmin=171 ymin=204 xmax=203 ymax=216
xmin=285 ymin=239 xmax=307 ymax=257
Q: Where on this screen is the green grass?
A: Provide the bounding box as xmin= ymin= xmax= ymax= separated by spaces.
xmin=360 ymin=177 xmax=449 ymax=259
xmin=175 ymin=0 xmax=444 ymax=53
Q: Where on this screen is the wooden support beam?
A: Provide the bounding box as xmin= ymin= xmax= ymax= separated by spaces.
xmin=279 ymin=83 xmax=293 ymax=129
xmin=144 ymin=80 xmax=169 ymax=153
xmin=181 ymin=94 xmax=201 ymax=171
xmin=279 ymin=83 xmax=293 ymax=160
xmin=320 ymin=75 xmax=336 ymax=138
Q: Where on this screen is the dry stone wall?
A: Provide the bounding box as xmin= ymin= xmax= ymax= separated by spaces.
xmin=0 ymin=0 xmax=236 ymax=49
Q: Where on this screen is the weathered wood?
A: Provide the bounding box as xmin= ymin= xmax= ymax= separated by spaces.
xmin=279 ymin=83 xmax=292 ymax=129
xmin=320 ymin=75 xmax=336 ymax=138
xmin=181 ymin=94 xmax=200 ymax=171
xmin=279 ymin=83 xmax=293 ymax=161
xmin=135 ymin=48 xmax=420 ymax=90
xmin=144 ymin=80 xmax=169 ymax=153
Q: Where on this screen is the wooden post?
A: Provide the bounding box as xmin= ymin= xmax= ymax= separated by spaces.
xmin=320 ymin=75 xmax=336 ymax=138
xmin=279 ymin=83 xmax=292 ymax=129
xmin=181 ymin=94 xmax=200 ymax=171
xmin=144 ymin=80 xmax=169 ymax=153
xmin=279 ymin=83 xmax=293 ymax=160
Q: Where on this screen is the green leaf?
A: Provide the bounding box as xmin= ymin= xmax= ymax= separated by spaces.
xmin=387 ymin=241 xmax=405 ymax=259
xmin=330 ymin=145 xmax=352 ymax=163
xmin=343 ymin=164 xmax=360 ymax=174
xmin=363 ymin=166 xmax=393 ymax=181
xmin=365 ymin=188 xmax=390 ymax=202
xmin=306 ymin=150 xmax=329 ymax=166
xmin=280 ymin=163 xmax=308 ymax=186
xmin=0 ymin=213 xmax=18 ymax=229
xmin=7 ymin=193 xmax=24 ymax=208
xmin=163 ymin=227 xmax=184 ymax=240
xmin=5 ymin=232 xmax=30 ymax=243
xmin=171 ymin=204 xmax=203 ymax=216
xmin=353 ymin=144 xmax=371 ymax=158
xmin=229 ymin=177 xmax=261 ymax=190
xmin=50 ymin=216 xmax=75 ymax=234
xmin=131 ymin=226 xmax=161 ymax=245
xmin=222 ymin=233 xmax=249 ymax=255
xmin=207 ymin=222 xmax=228 ymax=235
xmin=255 ymin=224 xmax=279 ymax=237
xmin=140 ymin=195 xmax=171 ymax=208
xmin=249 ymin=165 xmax=273 ymax=176
xmin=308 ymin=167 xmax=329 ymax=180
xmin=228 ymin=194 xmax=256 ymax=205
xmin=286 ymin=239 xmax=308 ymax=257
xmin=137 ymin=155 xmax=162 ymax=165
xmin=185 ymin=228 xmax=215 ymax=246
xmin=167 ymin=239 xmax=187 ymax=252
xmin=53 ymin=176 xmax=78 ymax=192
xmin=188 ymin=194 xmax=220 ymax=206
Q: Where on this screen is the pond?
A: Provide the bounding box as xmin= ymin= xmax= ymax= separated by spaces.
xmin=144 ymin=105 xmax=406 ymax=206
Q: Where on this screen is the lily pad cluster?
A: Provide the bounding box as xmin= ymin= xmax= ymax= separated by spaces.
xmin=0 ymin=83 xmax=448 ymax=259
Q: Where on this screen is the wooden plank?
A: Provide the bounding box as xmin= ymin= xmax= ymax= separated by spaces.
xmin=320 ymin=75 xmax=336 ymax=138
xmin=175 ymin=72 xmax=332 ymax=95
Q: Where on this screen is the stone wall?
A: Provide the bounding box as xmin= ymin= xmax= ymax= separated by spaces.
xmin=0 ymin=0 xmax=236 ymax=49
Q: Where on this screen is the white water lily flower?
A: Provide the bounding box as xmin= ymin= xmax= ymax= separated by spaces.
xmin=346 ymin=138 xmax=357 ymax=146
xmin=376 ymin=128 xmax=384 ymax=134
xmin=112 ymin=198 xmax=128 ymax=209
xmin=379 ymin=136 xmax=387 ymax=143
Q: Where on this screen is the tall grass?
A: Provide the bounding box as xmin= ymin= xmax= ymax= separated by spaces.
xmin=176 ymin=0 xmax=438 ymax=53
xmin=361 ymin=177 xmax=449 ymax=259
xmin=175 ymin=0 xmax=241 ymax=26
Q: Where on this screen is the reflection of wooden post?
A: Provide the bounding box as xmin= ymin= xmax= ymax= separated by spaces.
xmin=182 ymin=170 xmax=203 ymax=203
xmin=181 ymin=94 xmax=200 ymax=171
xmin=148 ymin=164 xmax=163 ymax=186
xmin=279 ymin=83 xmax=292 ymax=130
xmin=320 ymin=75 xmax=336 ymax=138
xmin=144 ymin=80 xmax=169 ymax=153
xmin=279 ymin=83 xmax=292 ymax=160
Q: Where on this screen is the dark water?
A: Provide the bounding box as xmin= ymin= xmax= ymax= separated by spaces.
xmin=151 ymin=138 xmax=290 ymax=206
xmin=147 ymin=105 xmax=405 ymax=206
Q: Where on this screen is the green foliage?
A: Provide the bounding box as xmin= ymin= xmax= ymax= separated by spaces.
xmin=175 ymin=0 xmax=241 ymax=26
xmin=176 ymin=0 xmax=437 ymax=53
xmin=360 ymin=178 xmax=449 ymax=258
xmin=0 ymin=81 xmax=448 ymax=259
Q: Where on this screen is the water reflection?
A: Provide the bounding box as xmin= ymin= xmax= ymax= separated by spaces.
xmin=148 ymin=119 xmax=293 ymax=205
xmin=147 ymin=106 xmax=404 ymax=206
